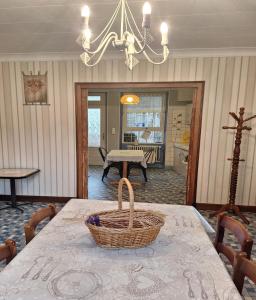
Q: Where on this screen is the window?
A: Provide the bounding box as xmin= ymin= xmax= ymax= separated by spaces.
xmin=88 ymin=108 xmax=100 ymax=147
xmin=88 ymin=95 xmax=101 ymax=102
xmin=122 ymin=93 xmax=166 ymax=144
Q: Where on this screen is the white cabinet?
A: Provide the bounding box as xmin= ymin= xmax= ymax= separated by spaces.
xmin=174 ymin=144 xmax=189 ymax=177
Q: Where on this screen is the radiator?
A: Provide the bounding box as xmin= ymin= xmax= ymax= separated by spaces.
xmin=127 ymin=145 xmax=161 ymax=163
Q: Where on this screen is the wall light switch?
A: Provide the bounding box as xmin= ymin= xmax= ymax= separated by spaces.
xmin=112 ymin=128 xmax=116 ymax=135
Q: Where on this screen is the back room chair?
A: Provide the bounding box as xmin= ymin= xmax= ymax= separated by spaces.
xmin=127 ymin=149 xmax=155 ymax=182
xmin=98 ymin=147 xmax=123 ymax=181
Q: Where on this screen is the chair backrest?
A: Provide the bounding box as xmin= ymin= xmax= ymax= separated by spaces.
xmin=233 ymin=252 xmax=256 ymax=294
xmin=0 ymin=239 xmax=16 ymax=265
xmin=24 ymin=204 xmax=56 ymax=244
xmin=144 ymin=149 xmax=155 ymax=164
xmin=98 ymin=147 xmax=107 ymax=162
xmin=214 ymin=213 xmax=253 ymax=266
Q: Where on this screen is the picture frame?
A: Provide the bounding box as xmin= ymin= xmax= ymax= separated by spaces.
xmin=22 ymin=72 xmax=48 ymax=105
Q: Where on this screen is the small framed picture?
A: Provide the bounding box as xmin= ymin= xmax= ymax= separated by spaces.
xmin=23 ymin=72 xmax=48 ymax=105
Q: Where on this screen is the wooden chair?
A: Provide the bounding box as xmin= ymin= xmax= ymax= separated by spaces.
xmin=233 ymin=252 xmax=256 ymax=294
xmin=98 ymin=147 xmax=108 ymax=162
xmin=127 ymin=149 xmax=154 ymax=182
xmin=0 ymin=239 xmax=16 ymax=265
xmin=98 ymin=147 xmax=123 ymax=181
xmin=214 ymin=213 xmax=253 ymax=267
xmin=24 ymin=204 xmax=57 ymax=244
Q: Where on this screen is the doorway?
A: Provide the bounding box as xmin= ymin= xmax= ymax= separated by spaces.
xmin=88 ymin=92 xmax=107 ymax=165
xmin=75 ymin=82 xmax=204 ymax=206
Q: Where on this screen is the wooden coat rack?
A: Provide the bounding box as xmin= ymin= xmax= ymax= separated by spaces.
xmin=210 ymin=107 xmax=256 ymax=224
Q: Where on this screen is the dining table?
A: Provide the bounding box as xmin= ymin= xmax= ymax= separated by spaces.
xmin=0 ymin=168 xmax=40 ymax=212
xmin=0 ymin=199 xmax=242 ymax=300
xmin=104 ymin=149 xmax=146 ymax=178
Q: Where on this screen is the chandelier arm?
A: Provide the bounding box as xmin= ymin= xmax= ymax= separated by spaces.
xmin=125 ymin=0 xmax=145 ymax=40
xmin=125 ymin=1 xmax=165 ymax=56
xmin=133 ymin=33 xmax=148 ymax=54
xmin=83 ymin=36 xmax=117 ymax=67
xmin=124 ymin=4 xmax=128 ymax=32
xmin=84 ymin=32 xmax=118 ymax=55
xmin=125 ymin=48 xmax=129 ymax=60
xmin=90 ymin=0 xmax=122 ymax=44
xmin=122 ymin=29 xmax=146 ymax=54
xmin=142 ymin=48 xmax=169 ymax=64
xmin=124 ymin=13 xmax=144 ymax=45
xmin=145 ymin=45 xmax=166 ymax=56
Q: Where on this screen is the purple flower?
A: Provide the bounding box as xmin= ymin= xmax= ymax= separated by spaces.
xmin=86 ymin=215 xmax=100 ymax=226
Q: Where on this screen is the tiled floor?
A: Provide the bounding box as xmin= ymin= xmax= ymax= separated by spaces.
xmin=0 ymin=202 xmax=63 ymax=253
xmin=0 ymin=166 xmax=255 ymax=298
xmin=89 ymin=166 xmax=187 ymax=204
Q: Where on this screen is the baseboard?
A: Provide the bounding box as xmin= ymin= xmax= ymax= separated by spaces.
xmin=0 ymin=195 xmax=72 ymax=203
xmin=196 ymin=203 xmax=256 ymax=213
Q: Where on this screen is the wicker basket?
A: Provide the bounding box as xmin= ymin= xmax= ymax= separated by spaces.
xmin=85 ymin=178 xmax=165 ymax=248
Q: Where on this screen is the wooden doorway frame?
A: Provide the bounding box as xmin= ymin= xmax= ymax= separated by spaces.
xmin=75 ymin=81 xmax=204 ymax=206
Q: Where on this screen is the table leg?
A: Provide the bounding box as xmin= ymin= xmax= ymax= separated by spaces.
xmin=123 ymin=161 xmax=142 ymax=186
xmin=10 ymin=179 xmax=23 ymax=212
xmin=10 ymin=179 xmax=16 ymax=208
xmin=110 ymin=162 xmax=127 ymax=185
xmin=0 ymin=179 xmax=24 ymax=212
xmin=123 ymin=161 xmax=128 ymax=178
xmin=110 ymin=161 xmax=141 ymax=186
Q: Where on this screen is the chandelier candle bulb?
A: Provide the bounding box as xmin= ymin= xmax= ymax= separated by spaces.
xmin=143 ymin=2 xmax=152 ymax=14
xmin=81 ymin=5 xmax=90 ymax=17
xmin=81 ymin=5 xmax=90 ymax=28
xmin=142 ymin=2 xmax=151 ymax=28
xmin=160 ymin=22 xmax=168 ymax=45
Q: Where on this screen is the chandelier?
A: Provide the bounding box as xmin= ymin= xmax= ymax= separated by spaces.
xmin=78 ymin=0 xmax=169 ymax=70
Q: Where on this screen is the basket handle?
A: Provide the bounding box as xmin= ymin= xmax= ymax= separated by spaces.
xmin=118 ymin=178 xmax=134 ymax=229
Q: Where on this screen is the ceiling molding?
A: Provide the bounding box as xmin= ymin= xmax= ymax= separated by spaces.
xmin=0 ymin=48 xmax=256 ymax=62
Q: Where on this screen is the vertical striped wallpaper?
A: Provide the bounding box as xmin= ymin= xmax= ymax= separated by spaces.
xmin=0 ymin=57 xmax=256 ymax=206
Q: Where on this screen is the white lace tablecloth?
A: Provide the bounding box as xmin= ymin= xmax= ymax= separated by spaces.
xmin=103 ymin=150 xmax=147 ymax=169
xmin=0 ymin=199 xmax=242 ymax=300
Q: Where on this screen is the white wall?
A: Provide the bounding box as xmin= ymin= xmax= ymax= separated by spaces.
xmin=0 ymin=56 xmax=256 ymax=206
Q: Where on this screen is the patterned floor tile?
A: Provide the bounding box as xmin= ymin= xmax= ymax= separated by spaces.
xmin=88 ymin=166 xmax=187 ymax=205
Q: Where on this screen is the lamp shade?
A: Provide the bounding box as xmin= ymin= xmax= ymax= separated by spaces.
xmin=120 ymin=94 xmax=140 ymax=105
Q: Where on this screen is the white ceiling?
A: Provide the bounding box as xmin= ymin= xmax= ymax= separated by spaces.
xmin=0 ymin=0 xmax=256 ymax=54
